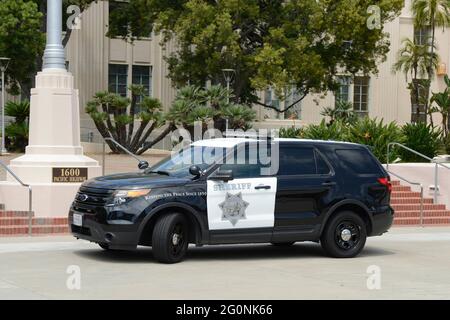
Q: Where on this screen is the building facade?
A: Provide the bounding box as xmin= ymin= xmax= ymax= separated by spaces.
xmin=62 ymin=0 xmax=450 ymax=145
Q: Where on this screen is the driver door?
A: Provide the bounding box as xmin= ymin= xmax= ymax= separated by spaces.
xmin=206 ymin=143 xmax=277 ymax=243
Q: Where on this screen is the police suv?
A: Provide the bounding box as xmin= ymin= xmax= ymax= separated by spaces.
xmin=69 ymin=136 xmax=394 ymax=263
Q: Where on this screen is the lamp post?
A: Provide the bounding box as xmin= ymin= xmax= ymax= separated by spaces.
xmin=0 ymin=57 xmax=11 ymax=155
xmin=43 ymin=0 xmax=65 ymax=70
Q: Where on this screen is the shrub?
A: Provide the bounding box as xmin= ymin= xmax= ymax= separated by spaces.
xmin=300 ymin=119 xmax=348 ymax=141
xmin=399 ymin=122 xmax=442 ymax=162
xmin=5 ymin=100 xmax=30 ymax=152
xmin=346 ymin=118 xmax=404 ymax=163
xmin=441 ymin=134 xmax=450 ymax=154
xmin=279 ymin=126 xmax=302 ymax=138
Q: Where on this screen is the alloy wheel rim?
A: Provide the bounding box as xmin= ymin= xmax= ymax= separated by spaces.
xmin=335 ymin=220 xmax=361 ymax=250
xmin=170 ymin=223 xmax=185 ymax=256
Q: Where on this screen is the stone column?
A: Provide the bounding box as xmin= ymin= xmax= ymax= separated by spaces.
xmin=0 ymin=0 xmax=102 ymax=217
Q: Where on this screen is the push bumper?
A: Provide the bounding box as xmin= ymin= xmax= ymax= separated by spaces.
xmin=69 ymin=208 xmax=140 ymax=250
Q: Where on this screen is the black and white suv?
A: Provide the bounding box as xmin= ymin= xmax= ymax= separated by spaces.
xmin=69 ymin=137 xmax=394 ymax=263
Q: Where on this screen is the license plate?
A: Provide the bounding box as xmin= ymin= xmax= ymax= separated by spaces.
xmin=73 ymin=213 xmax=83 ymax=226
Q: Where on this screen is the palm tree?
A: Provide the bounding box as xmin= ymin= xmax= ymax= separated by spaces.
xmin=393 ymin=38 xmax=438 ymax=122
xmin=430 ymin=75 xmax=450 ymax=137
xmin=412 ymin=0 xmax=450 ymax=117
xmin=321 ymin=100 xmax=357 ymax=125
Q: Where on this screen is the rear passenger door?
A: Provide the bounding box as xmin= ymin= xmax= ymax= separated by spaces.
xmin=272 ymin=144 xmax=336 ymax=242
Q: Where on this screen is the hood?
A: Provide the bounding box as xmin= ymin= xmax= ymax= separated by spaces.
xmin=83 ymin=172 xmax=191 ymax=190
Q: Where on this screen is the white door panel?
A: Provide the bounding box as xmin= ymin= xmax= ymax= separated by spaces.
xmin=207 ymin=178 xmax=277 ymax=230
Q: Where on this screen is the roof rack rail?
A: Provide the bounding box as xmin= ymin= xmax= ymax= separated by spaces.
xmin=223 ymin=130 xmax=278 ymax=139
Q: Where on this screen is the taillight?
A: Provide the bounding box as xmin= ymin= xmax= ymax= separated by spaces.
xmin=377 ymin=177 xmax=392 ymax=192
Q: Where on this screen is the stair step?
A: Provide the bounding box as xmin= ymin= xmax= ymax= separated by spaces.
xmin=393 ymin=217 xmax=450 ymax=225
xmin=391 ymin=191 xmax=422 ymax=198
xmin=392 ymin=185 xmax=412 ymax=192
xmin=391 ymin=180 xmax=401 ymax=186
xmin=392 ymin=203 xmax=446 ymax=211
xmin=0 ymin=217 xmax=68 ymax=226
xmin=391 ymin=198 xmax=433 ymax=204
xmin=0 ymin=225 xmax=69 ymax=236
xmin=0 ymin=211 xmax=34 ymax=218
xmin=394 ymin=210 xmax=450 ymax=218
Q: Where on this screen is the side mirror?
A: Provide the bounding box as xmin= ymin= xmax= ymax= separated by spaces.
xmin=189 ymin=165 xmax=202 ymax=177
xmin=209 ymin=169 xmax=233 ymax=182
xmin=138 ymin=160 xmax=149 ymax=170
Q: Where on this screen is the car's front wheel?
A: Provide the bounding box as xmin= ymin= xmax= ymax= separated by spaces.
xmin=320 ymin=211 xmax=367 ymax=258
xmin=152 ymin=213 xmax=189 ymax=263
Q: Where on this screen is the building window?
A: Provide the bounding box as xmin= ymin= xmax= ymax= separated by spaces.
xmin=108 ymin=64 xmax=128 ymax=97
xmin=353 ymin=76 xmax=369 ymax=114
xmin=132 ymin=65 xmax=152 ymax=96
xmin=335 ymin=76 xmax=351 ymax=106
xmin=284 ymin=87 xmax=302 ymax=120
xmin=414 ymin=27 xmax=431 ymax=46
xmin=264 ymin=88 xmax=281 ymax=119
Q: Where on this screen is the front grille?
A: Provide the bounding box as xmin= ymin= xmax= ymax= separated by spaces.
xmin=71 ymin=225 xmax=91 ymax=236
xmin=74 ymin=186 xmax=114 ymax=207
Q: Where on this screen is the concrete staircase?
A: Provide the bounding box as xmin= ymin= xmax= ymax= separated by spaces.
xmin=0 ymin=210 xmax=68 ymax=237
xmin=391 ymin=180 xmax=450 ymax=226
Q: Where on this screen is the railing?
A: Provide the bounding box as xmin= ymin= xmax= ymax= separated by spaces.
xmin=0 ymin=161 xmax=33 ymax=235
xmin=386 ymin=170 xmax=424 ymax=226
xmin=387 ymin=142 xmax=450 ymax=203
xmin=102 ymin=137 xmax=148 ymax=176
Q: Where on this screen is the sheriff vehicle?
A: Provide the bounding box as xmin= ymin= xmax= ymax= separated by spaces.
xmin=69 ymin=136 xmax=394 ymax=263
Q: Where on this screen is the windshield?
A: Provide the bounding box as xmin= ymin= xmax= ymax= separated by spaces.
xmin=145 ymin=145 xmax=228 ymax=177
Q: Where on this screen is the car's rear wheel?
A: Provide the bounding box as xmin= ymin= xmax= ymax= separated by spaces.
xmin=320 ymin=211 xmax=367 ymax=258
xmin=152 ymin=213 xmax=189 ymax=263
xmin=271 ymin=242 xmax=295 ymax=247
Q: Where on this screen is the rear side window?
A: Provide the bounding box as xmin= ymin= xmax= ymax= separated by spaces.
xmin=278 ymin=146 xmax=331 ymax=175
xmin=335 ymin=148 xmax=382 ymax=175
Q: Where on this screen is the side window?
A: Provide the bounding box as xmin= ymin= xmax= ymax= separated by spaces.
xmin=219 ymin=143 xmax=271 ymax=179
xmin=335 ymin=148 xmax=382 ymax=175
xmin=278 ymin=146 xmax=331 ymax=176
xmin=278 ymin=147 xmax=316 ymax=175
xmin=315 ymin=150 xmax=331 ymax=175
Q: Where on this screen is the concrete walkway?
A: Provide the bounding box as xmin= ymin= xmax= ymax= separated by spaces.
xmin=0 ymin=226 xmax=449 ymax=299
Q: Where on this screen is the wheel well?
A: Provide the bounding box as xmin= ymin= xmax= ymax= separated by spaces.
xmin=138 ymin=207 xmax=202 ymax=246
xmin=326 ymin=204 xmax=372 ymax=235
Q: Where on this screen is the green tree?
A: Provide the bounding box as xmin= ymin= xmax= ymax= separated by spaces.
xmin=321 ymin=100 xmax=357 ymax=125
xmin=0 ymin=0 xmax=45 ymax=97
xmin=412 ymin=0 xmax=450 ymax=119
xmin=393 ymin=38 xmax=438 ymax=122
xmin=167 ymin=84 xmax=256 ymax=137
xmin=86 ymin=85 xmax=175 ymax=154
xmin=108 ymin=0 xmax=403 ymax=113
xmin=430 ymin=75 xmax=450 ymax=137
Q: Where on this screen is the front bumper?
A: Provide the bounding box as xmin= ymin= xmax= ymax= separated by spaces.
xmin=69 ymin=207 xmax=140 ymax=250
xmin=370 ymin=206 xmax=394 ymax=236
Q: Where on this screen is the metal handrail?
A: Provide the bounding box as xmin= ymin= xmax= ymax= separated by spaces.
xmin=0 ymin=161 xmax=33 ymax=235
xmin=102 ymin=137 xmax=146 ymax=176
xmin=387 ymin=170 xmax=424 ymax=226
xmin=387 ymin=142 xmax=450 ymax=203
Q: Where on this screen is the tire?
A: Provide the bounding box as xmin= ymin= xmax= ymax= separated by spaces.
xmin=320 ymin=211 xmax=367 ymax=258
xmin=152 ymin=213 xmax=189 ymax=263
xmin=271 ymin=242 xmax=295 ymax=247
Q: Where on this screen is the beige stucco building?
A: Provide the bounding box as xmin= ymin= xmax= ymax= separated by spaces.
xmin=4 ymin=0 xmax=448 ymax=147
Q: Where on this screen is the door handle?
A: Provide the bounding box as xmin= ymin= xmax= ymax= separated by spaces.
xmin=255 ymin=185 xmax=271 ymax=190
xmin=322 ymin=181 xmax=336 ymax=186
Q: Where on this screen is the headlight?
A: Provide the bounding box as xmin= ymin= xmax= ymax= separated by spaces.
xmin=109 ymin=189 xmax=151 ymax=206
